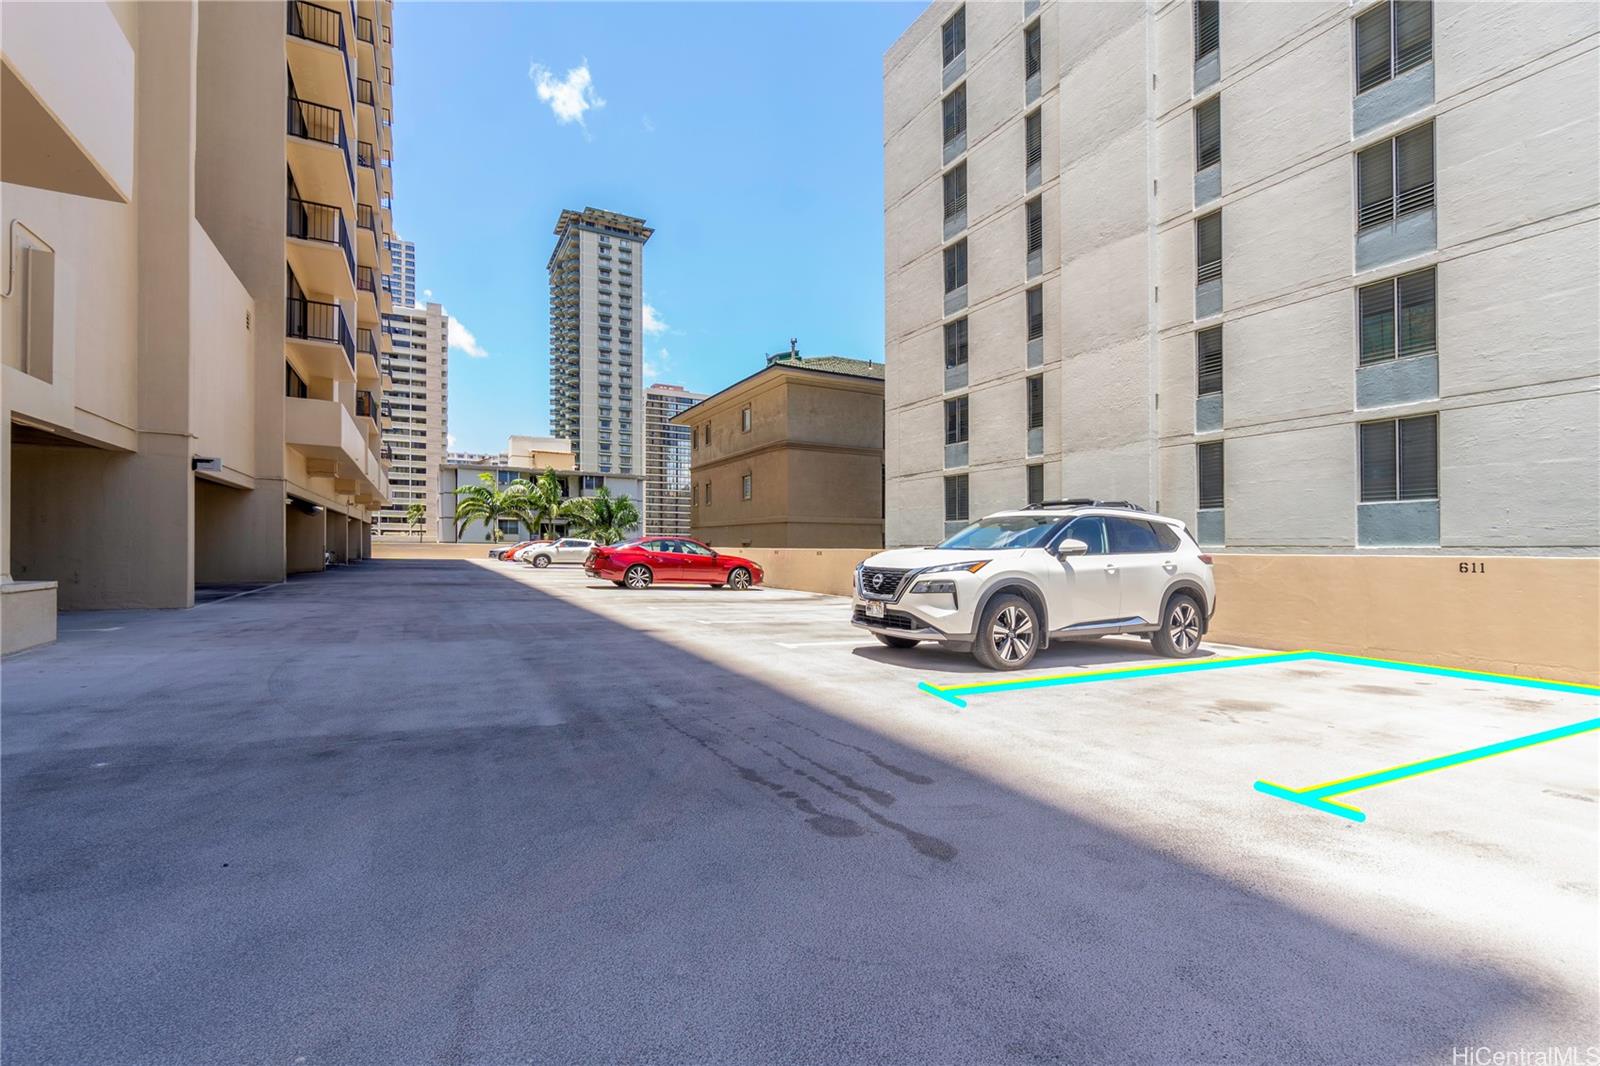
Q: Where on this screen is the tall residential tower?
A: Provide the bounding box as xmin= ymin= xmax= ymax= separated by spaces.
xmin=644 ymin=384 xmax=705 ymax=535
xmin=548 ymin=208 xmax=653 ymax=476
xmin=376 ymin=302 xmax=449 ymax=538
xmin=385 ymin=236 xmax=416 ymax=306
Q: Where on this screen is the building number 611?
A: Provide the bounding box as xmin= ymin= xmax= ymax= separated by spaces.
xmin=1459 ymin=562 xmax=1486 ymax=574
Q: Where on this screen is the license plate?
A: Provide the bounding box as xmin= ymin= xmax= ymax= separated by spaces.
xmin=864 ymin=600 xmax=885 ymax=619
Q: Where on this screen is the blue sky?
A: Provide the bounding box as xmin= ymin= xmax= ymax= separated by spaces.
xmin=392 ymin=1 xmax=920 ymax=454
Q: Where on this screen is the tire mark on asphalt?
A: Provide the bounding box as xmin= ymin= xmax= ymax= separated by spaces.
xmin=766 ymin=713 xmax=936 ymax=785
xmin=772 ymin=741 xmax=896 ymax=807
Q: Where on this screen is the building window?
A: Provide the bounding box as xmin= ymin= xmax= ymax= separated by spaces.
xmin=1360 ymin=414 xmax=1438 ymax=501
xmin=1356 ymin=0 xmax=1432 ymax=95
xmin=945 ymin=474 xmax=969 ymax=523
xmin=1194 ymin=0 xmax=1219 ymax=62
xmin=498 ymin=518 xmax=521 ymax=535
xmin=1196 ymin=326 xmax=1223 ymax=395
xmin=944 ymin=239 xmax=968 ymax=294
xmin=1197 ymin=441 xmax=1225 ymax=509
xmin=942 ymin=84 xmax=966 ymax=147
xmin=1357 ymin=122 xmax=1434 ymax=230
xmin=1024 ymin=110 xmax=1042 ymax=172
xmin=741 ymin=406 xmax=751 ymax=432
xmin=1024 ymin=22 xmax=1041 ymax=80
xmin=1025 ymin=197 xmax=1043 ymax=257
xmin=705 ymin=481 xmax=713 ymax=505
xmin=1196 ymin=211 xmax=1222 ymax=283
xmin=943 ymin=163 xmax=967 ymax=222
xmin=703 ymin=423 xmax=711 ymax=445
xmin=944 ymin=396 xmax=969 ymax=445
xmin=1359 ymin=267 xmax=1436 ymax=365
xmin=941 ymin=6 xmax=965 ymax=66
xmin=1195 ymin=95 xmax=1221 ymax=170
xmin=1026 ymin=286 xmax=1044 ymax=340
xmin=1026 ymin=464 xmax=1044 ymax=507
xmin=285 ymin=362 xmax=309 ymax=398
xmin=944 ymin=318 xmax=969 ymax=369
xmin=1026 ymin=375 xmax=1044 ymax=432
xmin=741 ymin=474 xmax=752 ymax=500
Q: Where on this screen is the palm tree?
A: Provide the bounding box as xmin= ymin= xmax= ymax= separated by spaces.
xmin=565 ymin=486 xmax=641 ymax=545
xmin=405 ymin=502 xmax=427 ymax=540
xmin=451 ymin=471 xmax=536 ymax=542
xmin=527 ymin=468 xmax=568 ymax=540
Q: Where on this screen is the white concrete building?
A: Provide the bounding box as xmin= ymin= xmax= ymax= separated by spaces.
xmin=548 ymin=208 xmax=652 ymax=477
xmin=883 ymin=0 xmax=1599 ymax=555
xmin=375 ymin=301 xmax=448 ymax=538
xmin=385 ymin=236 xmax=415 ymax=306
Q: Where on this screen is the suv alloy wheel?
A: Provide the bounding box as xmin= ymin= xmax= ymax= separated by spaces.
xmin=974 ymin=593 xmax=1040 ymax=670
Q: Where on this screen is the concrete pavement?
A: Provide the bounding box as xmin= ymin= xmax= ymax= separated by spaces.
xmin=3 ymin=559 xmax=1595 ymax=1064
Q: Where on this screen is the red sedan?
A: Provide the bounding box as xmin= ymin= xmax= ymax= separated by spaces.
xmin=585 ymin=537 xmax=764 ymax=590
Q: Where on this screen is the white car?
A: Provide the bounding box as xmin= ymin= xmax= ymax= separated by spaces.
xmin=851 ymin=501 xmax=1216 ymax=670
xmin=522 ymin=537 xmax=597 ymax=568
xmin=506 ymin=540 xmax=552 ymax=562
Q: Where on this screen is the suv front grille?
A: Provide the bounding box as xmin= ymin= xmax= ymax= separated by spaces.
xmin=852 ymin=606 xmax=922 ymax=631
xmin=859 ymin=566 xmax=912 ymax=599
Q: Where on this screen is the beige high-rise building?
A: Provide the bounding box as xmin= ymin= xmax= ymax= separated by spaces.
xmin=375 ymin=301 xmax=448 ymax=539
xmin=2 ymin=0 xmax=402 ymax=653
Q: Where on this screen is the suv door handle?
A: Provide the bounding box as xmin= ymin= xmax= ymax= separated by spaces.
xmin=1163 ymin=561 xmax=1178 ymax=572
xmin=1104 ymin=564 xmax=1118 ymax=575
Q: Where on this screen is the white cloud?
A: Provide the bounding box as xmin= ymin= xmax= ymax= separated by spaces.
xmin=528 ymin=60 xmax=605 ymax=130
xmin=643 ymin=303 xmax=668 ymax=336
xmin=423 ymin=288 xmax=433 ymax=299
xmin=644 ymin=347 xmax=671 ymax=384
xmin=447 ymin=433 xmax=458 ymax=448
xmin=444 ymin=311 xmax=488 ymax=358
xmin=641 ymin=114 xmax=656 ymax=134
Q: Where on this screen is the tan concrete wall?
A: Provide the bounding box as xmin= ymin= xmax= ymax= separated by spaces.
xmin=1207 ymin=554 xmax=1600 ymax=684
xmin=374 ymin=541 xmax=496 ymax=561
xmin=1 ymin=580 xmax=58 ymax=654
xmin=712 ymin=547 xmax=876 ymax=598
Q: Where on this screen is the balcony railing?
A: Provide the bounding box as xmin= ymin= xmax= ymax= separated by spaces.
xmin=287 ymin=296 xmax=355 ymax=369
xmin=357 ymin=266 xmax=377 ymax=293
xmin=357 ymin=141 xmax=375 ymax=168
xmin=357 ymin=328 xmax=378 ymax=357
xmin=357 ymin=79 xmax=375 ymax=107
xmin=287 ymin=96 xmax=355 ymax=192
xmin=355 ymin=15 xmax=373 ymax=42
xmin=356 ymin=391 xmax=379 ymax=419
xmin=356 ymin=203 xmax=375 ymax=231
xmin=286 ymin=196 xmax=354 ymax=275
xmin=287 ymin=0 xmax=345 ymax=51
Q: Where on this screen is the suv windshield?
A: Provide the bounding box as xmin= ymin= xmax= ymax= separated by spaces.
xmin=938 ymin=515 xmax=1060 ymax=550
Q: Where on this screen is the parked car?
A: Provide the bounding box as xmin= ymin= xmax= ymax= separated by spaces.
xmin=508 ymin=540 xmax=553 ymax=562
xmin=489 ymin=540 xmax=535 ymax=560
xmin=584 ymin=537 xmax=764 ymax=590
xmin=851 ymin=500 xmax=1216 ymax=671
xmin=522 ymin=538 xmax=596 ymax=568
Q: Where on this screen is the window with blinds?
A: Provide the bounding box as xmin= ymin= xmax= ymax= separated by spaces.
xmin=1024 ymin=23 xmax=1042 ymax=79
xmin=942 ymin=85 xmax=967 ymax=146
xmin=1026 ymin=376 xmax=1044 ymax=430
xmin=1357 ymin=122 xmax=1434 ymax=229
xmin=1025 ymin=110 xmax=1043 ymax=169
xmin=1194 ymin=0 xmax=1220 ymax=61
xmin=943 ymin=163 xmax=967 ymax=221
xmin=1026 ymin=198 xmax=1043 ymax=255
xmin=1196 ymin=211 xmax=1222 ymax=283
xmin=1360 ymin=415 xmax=1437 ymax=501
xmin=945 ymin=396 xmax=969 ymax=445
xmin=944 ymin=318 xmax=969 ymax=369
xmin=1197 ymin=441 xmax=1224 ymax=509
xmin=945 ymin=475 xmax=970 ymax=522
xmin=944 ymin=240 xmax=968 ymax=293
xmin=1026 ymin=286 xmax=1044 ymax=341
xmin=942 ymin=7 xmax=966 ymax=67
xmin=1195 ymin=95 xmax=1221 ymax=170
xmin=1358 ymin=267 xmax=1436 ymax=365
xmin=1196 ymin=326 xmax=1223 ymax=395
xmin=1027 ymin=464 xmax=1044 ymax=507
xmin=1356 ymin=0 xmax=1432 ymax=95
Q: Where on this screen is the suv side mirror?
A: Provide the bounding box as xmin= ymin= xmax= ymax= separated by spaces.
xmin=1056 ymin=538 xmax=1089 ymax=558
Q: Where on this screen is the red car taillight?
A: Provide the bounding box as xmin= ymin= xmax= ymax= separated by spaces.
xmin=1198 ymin=554 xmax=1214 ymax=565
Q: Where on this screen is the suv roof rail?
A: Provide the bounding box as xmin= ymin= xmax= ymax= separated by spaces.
xmin=1025 ymin=498 xmax=1147 ymax=512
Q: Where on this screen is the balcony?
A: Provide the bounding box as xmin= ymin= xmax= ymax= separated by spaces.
xmin=286 ymin=96 xmax=353 ymax=202
xmin=354 ymin=202 xmax=379 ymax=266
xmin=286 ymin=296 xmax=355 ymax=381
xmin=286 ymin=396 xmax=388 ymax=504
xmin=286 ymin=2 xmax=349 ymax=114
xmin=356 ymin=265 xmax=379 ymax=322
xmin=356 ymin=140 xmax=379 ymax=210
xmin=355 ymin=326 xmax=381 ymax=383
xmin=285 ymin=196 xmax=354 ymax=296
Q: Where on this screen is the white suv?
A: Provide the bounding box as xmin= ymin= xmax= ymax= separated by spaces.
xmin=852 ymin=501 xmax=1216 ymax=670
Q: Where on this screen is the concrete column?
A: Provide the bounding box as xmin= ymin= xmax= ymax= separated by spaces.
xmin=195 ymin=478 xmax=288 ymax=585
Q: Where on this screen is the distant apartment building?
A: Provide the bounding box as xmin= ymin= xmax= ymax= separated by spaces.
xmin=438 ymin=436 xmax=642 ymax=543
xmin=675 ymin=350 xmax=885 ymax=549
xmin=2 ymin=0 xmax=402 ymax=653
xmin=884 ymin=1 xmax=1598 ymax=552
xmin=375 ymin=301 xmax=448 ymax=538
xmin=548 ymin=208 xmax=653 ymax=477
xmin=644 ymin=384 xmax=705 ymax=535
xmin=384 ymin=236 xmax=416 ymax=305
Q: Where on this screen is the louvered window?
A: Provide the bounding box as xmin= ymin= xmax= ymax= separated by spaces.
xmin=945 ymin=396 xmax=969 ymax=444
xmin=1356 ymin=0 xmax=1432 ymax=94
xmin=945 ymin=475 xmax=970 ymax=522
xmin=1196 ymin=211 xmax=1222 ymax=283
xmin=1196 ymin=326 xmax=1223 ymax=395
xmin=942 ymin=85 xmax=967 ymax=146
xmin=1195 ymin=95 xmax=1221 ymax=170
xmin=943 ymin=163 xmax=967 ymax=221
xmin=1359 ymin=267 xmax=1436 ymax=365
xmin=1194 ymin=0 xmax=1220 ymax=61
xmin=1024 ymin=23 xmax=1042 ymax=79
xmin=1026 ymin=286 xmax=1044 ymax=340
xmin=1026 ymin=198 xmax=1043 ymax=254
xmin=944 ymin=318 xmax=969 ymax=369
xmin=944 ymin=239 xmax=968 ymax=293
xmin=1358 ymin=122 xmax=1434 ymax=229
xmin=1026 ymin=376 xmax=1044 ymax=430
xmin=1197 ymin=441 xmax=1224 ymax=509
xmin=1360 ymin=414 xmax=1437 ymax=501
xmin=1025 ymin=110 xmax=1043 ymax=169
xmin=1026 ymin=464 xmax=1045 ymax=507
xmin=942 ymin=7 xmax=966 ymax=66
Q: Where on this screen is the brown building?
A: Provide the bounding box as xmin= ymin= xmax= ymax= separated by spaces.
xmin=675 ymin=351 xmax=885 ymax=549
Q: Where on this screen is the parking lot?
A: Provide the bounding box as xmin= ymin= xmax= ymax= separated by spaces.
xmin=3 ymin=557 xmax=1596 ymax=1064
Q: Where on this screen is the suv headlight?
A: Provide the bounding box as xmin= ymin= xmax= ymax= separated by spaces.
xmin=919 ymin=560 xmax=990 ymax=575
xmin=911 ymin=579 xmax=957 ymax=595
xmin=909 ymin=559 xmax=987 ymax=596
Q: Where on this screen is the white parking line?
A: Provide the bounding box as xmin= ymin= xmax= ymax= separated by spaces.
xmin=773 ymin=639 xmax=870 ymax=648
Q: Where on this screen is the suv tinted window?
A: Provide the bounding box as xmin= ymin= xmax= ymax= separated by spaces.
xmin=1061 ymin=516 xmax=1108 ymax=554
xmin=1150 ymin=522 xmax=1182 ymax=551
xmin=1107 ymin=518 xmax=1164 ymax=553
